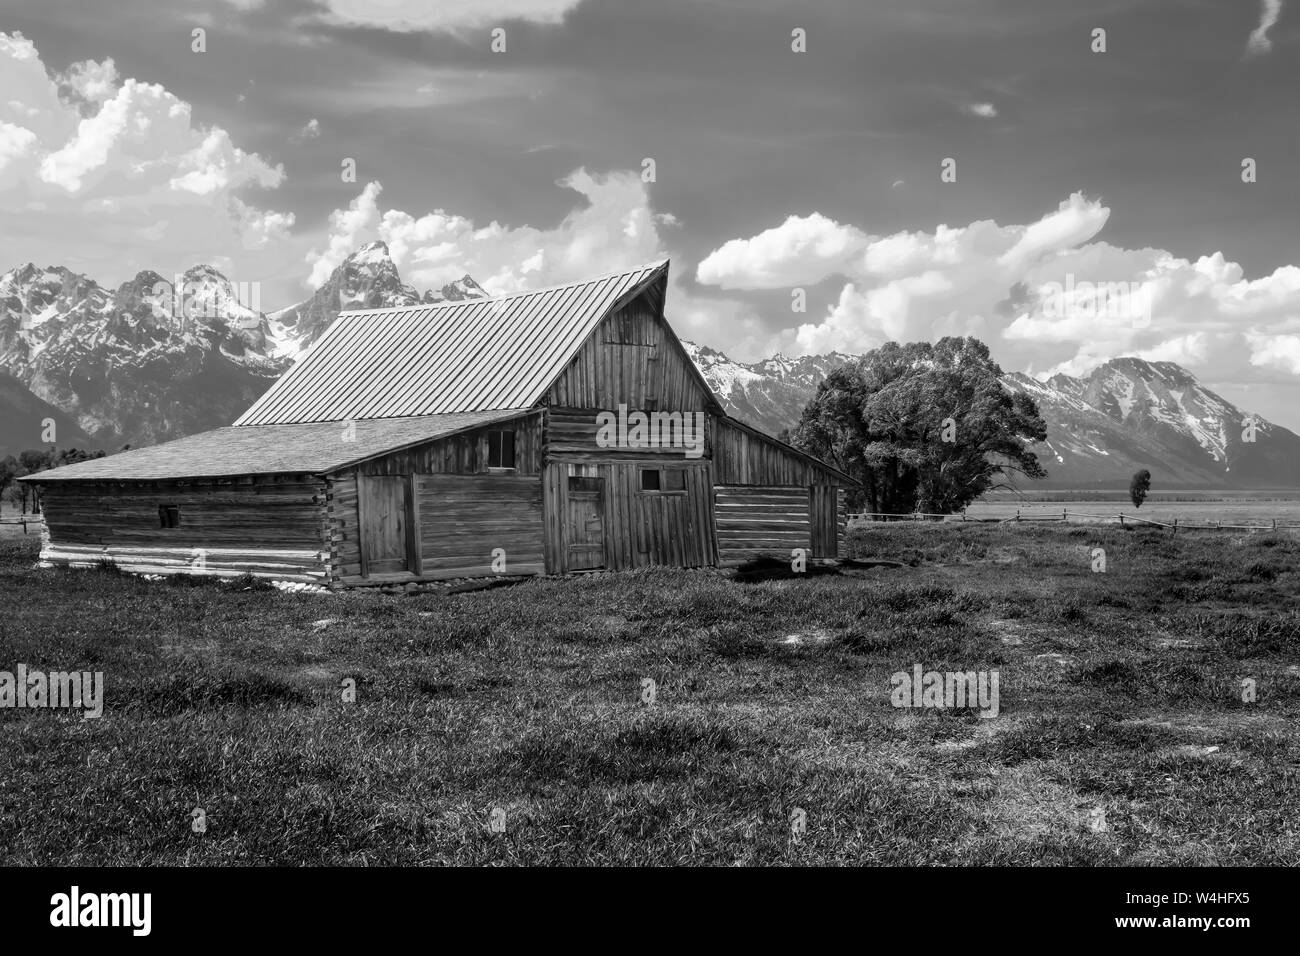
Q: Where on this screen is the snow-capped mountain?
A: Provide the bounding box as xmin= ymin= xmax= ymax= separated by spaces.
xmin=683 ymin=344 xmax=1300 ymax=488
xmin=1001 ymin=358 xmax=1300 ymax=488
xmin=681 ymin=341 xmax=852 ymax=437
xmin=268 ymin=243 xmax=487 ymax=359
xmin=425 ymin=274 xmax=488 ymax=304
xmin=0 ymin=242 xmax=485 ymax=454
xmin=270 ymin=241 xmax=423 ymax=356
xmin=0 ymin=263 xmax=284 ymax=451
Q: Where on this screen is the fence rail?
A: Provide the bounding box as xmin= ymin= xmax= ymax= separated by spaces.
xmin=0 ymin=515 xmax=44 ymax=533
xmin=847 ymin=509 xmax=1300 ymax=532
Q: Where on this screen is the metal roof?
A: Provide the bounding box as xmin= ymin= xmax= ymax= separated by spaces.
xmin=23 ymin=410 xmax=532 ymax=482
xmin=235 ymin=260 xmax=670 ymax=426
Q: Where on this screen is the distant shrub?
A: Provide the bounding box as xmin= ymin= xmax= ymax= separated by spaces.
xmin=1129 ymin=469 xmax=1152 ymax=509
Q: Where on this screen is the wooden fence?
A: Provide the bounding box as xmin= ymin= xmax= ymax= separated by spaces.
xmin=847 ymin=509 xmax=1300 ymax=532
xmin=0 ymin=515 xmax=44 ymax=534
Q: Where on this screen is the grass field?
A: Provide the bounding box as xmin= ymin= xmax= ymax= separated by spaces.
xmin=1 ymin=521 xmax=1297 ymax=865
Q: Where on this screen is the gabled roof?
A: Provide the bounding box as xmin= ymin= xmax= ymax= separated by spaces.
xmin=23 ymin=409 xmax=532 ymax=482
xmin=236 ymin=260 xmax=670 ymax=426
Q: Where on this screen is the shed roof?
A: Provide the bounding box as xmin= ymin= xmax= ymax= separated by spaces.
xmin=23 ymin=409 xmax=531 ymax=482
xmin=235 ymin=260 xmax=670 ymax=426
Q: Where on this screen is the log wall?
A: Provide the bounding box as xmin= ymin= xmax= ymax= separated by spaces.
xmin=37 ymin=475 xmax=328 ymax=582
xmin=714 ymin=485 xmax=811 ymax=565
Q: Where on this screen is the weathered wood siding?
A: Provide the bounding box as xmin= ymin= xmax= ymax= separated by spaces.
xmin=714 ymin=485 xmax=810 ymax=565
xmin=544 ymin=291 xmax=717 ymax=413
xmin=354 ymin=412 xmax=542 ymax=477
xmin=543 ymin=460 xmax=714 ymax=573
xmin=328 ymin=414 xmax=547 ymax=584
xmin=329 ymin=473 xmax=544 ymax=584
xmin=416 ymin=474 xmax=544 ymax=579
xmin=546 ymin=406 xmax=710 ymax=459
xmin=712 ymin=416 xmax=846 ymax=486
xmin=37 ymin=476 xmax=327 ymax=582
xmin=810 ymin=484 xmax=842 ymax=558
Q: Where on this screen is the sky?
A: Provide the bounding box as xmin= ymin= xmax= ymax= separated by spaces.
xmin=1 ymin=0 xmax=1299 ymax=427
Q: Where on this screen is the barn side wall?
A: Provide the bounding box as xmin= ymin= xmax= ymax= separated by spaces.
xmin=542 ymin=458 xmax=715 ymax=573
xmin=36 ymin=475 xmax=328 ymax=582
xmin=328 ymin=413 xmax=546 ymax=585
xmin=711 ymin=417 xmax=851 ymax=563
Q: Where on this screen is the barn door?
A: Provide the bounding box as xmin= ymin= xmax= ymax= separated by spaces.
xmin=359 ymin=475 xmax=418 ymax=577
xmin=565 ymin=476 xmax=605 ymax=571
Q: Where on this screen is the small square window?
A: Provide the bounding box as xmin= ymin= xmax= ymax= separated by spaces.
xmin=640 ymin=469 xmax=660 ymax=491
xmin=663 ymin=470 xmax=686 ymax=492
xmin=487 ymin=429 xmax=516 ymax=469
xmin=158 ymin=504 xmax=180 ymax=528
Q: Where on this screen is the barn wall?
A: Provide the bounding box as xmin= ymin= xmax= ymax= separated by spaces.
xmin=329 ymin=415 xmax=547 ymax=584
xmin=711 ymin=416 xmax=846 ymax=486
xmin=329 ymin=472 xmax=545 ymax=585
xmin=546 ymin=406 xmax=710 ymax=459
xmin=37 ymin=476 xmax=328 ymax=582
xmin=714 ymin=485 xmax=811 ymax=565
xmin=353 ymin=412 xmax=542 ymax=477
xmin=544 ymin=290 xmax=717 ymax=412
xmin=543 ymin=459 xmax=715 ymax=573
xmin=416 ymin=474 xmax=544 ymax=579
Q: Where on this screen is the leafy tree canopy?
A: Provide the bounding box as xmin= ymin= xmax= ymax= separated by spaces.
xmin=791 ymin=337 xmax=1047 ymax=514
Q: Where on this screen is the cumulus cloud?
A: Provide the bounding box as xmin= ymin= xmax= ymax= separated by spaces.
xmin=55 ymin=58 xmax=119 ymax=110
xmin=695 ymin=192 xmax=1300 ymax=390
xmin=306 ymin=167 xmax=674 ymax=294
xmin=1247 ymin=0 xmax=1284 ymax=56
xmin=0 ymin=32 xmax=294 ymax=285
xmin=966 ymin=102 xmax=997 ymax=118
xmin=696 ymin=213 xmax=869 ymax=290
xmin=317 ymin=0 xmax=584 ymax=34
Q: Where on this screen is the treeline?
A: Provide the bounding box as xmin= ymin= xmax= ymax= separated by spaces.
xmin=0 ymin=448 xmax=110 ymax=514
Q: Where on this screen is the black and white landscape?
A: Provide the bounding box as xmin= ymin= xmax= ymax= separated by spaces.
xmin=0 ymin=0 xmax=1295 ymax=927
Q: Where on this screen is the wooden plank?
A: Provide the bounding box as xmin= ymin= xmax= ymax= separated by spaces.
xmin=406 ymin=472 xmax=422 ymax=576
xmin=356 ymin=475 xmax=370 ymax=578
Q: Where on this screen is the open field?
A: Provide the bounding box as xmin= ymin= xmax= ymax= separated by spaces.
xmin=1 ymin=523 xmax=1298 ymax=865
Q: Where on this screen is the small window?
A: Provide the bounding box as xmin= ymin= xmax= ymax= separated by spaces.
xmin=567 ymin=476 xmax=602 ymax=493
xmin=663 ymin=470 xmax=686 ymax=492
xmin=640 ymin=469 xmax=660 ymax=491
xmin=158 ymin=505 xmax=180 ymax=528
xmin=487 ymin=429 xmax=516 ymax=469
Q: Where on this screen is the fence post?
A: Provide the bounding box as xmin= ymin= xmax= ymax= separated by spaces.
xmin=1172 ymin=518 xmax=1177 ymax=536
xmin=1273 ymin=518 xmax=1278 ymax=530
xmin=1119 ymin=514 xmax=1124 ymax=527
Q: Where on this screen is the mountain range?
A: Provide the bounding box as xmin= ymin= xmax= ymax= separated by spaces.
xmin=2 ymin=243 xmax=1298 ymax=489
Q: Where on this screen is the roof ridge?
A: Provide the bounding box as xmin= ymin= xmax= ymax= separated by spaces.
xmin=337 ymin=258 xmax=669 ymax=317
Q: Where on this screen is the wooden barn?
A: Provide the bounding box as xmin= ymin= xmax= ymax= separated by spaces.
xmin=23 ymin=261 xmax=856 ymax=586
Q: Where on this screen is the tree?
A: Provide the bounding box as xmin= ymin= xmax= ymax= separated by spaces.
xmin=792 ymin=337 xmax=1048 ymax=515
xmin=0 ymin=456 xmax=17 ymax=515
xmin=1129 ymin=469 xmax=1151 ymax=509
